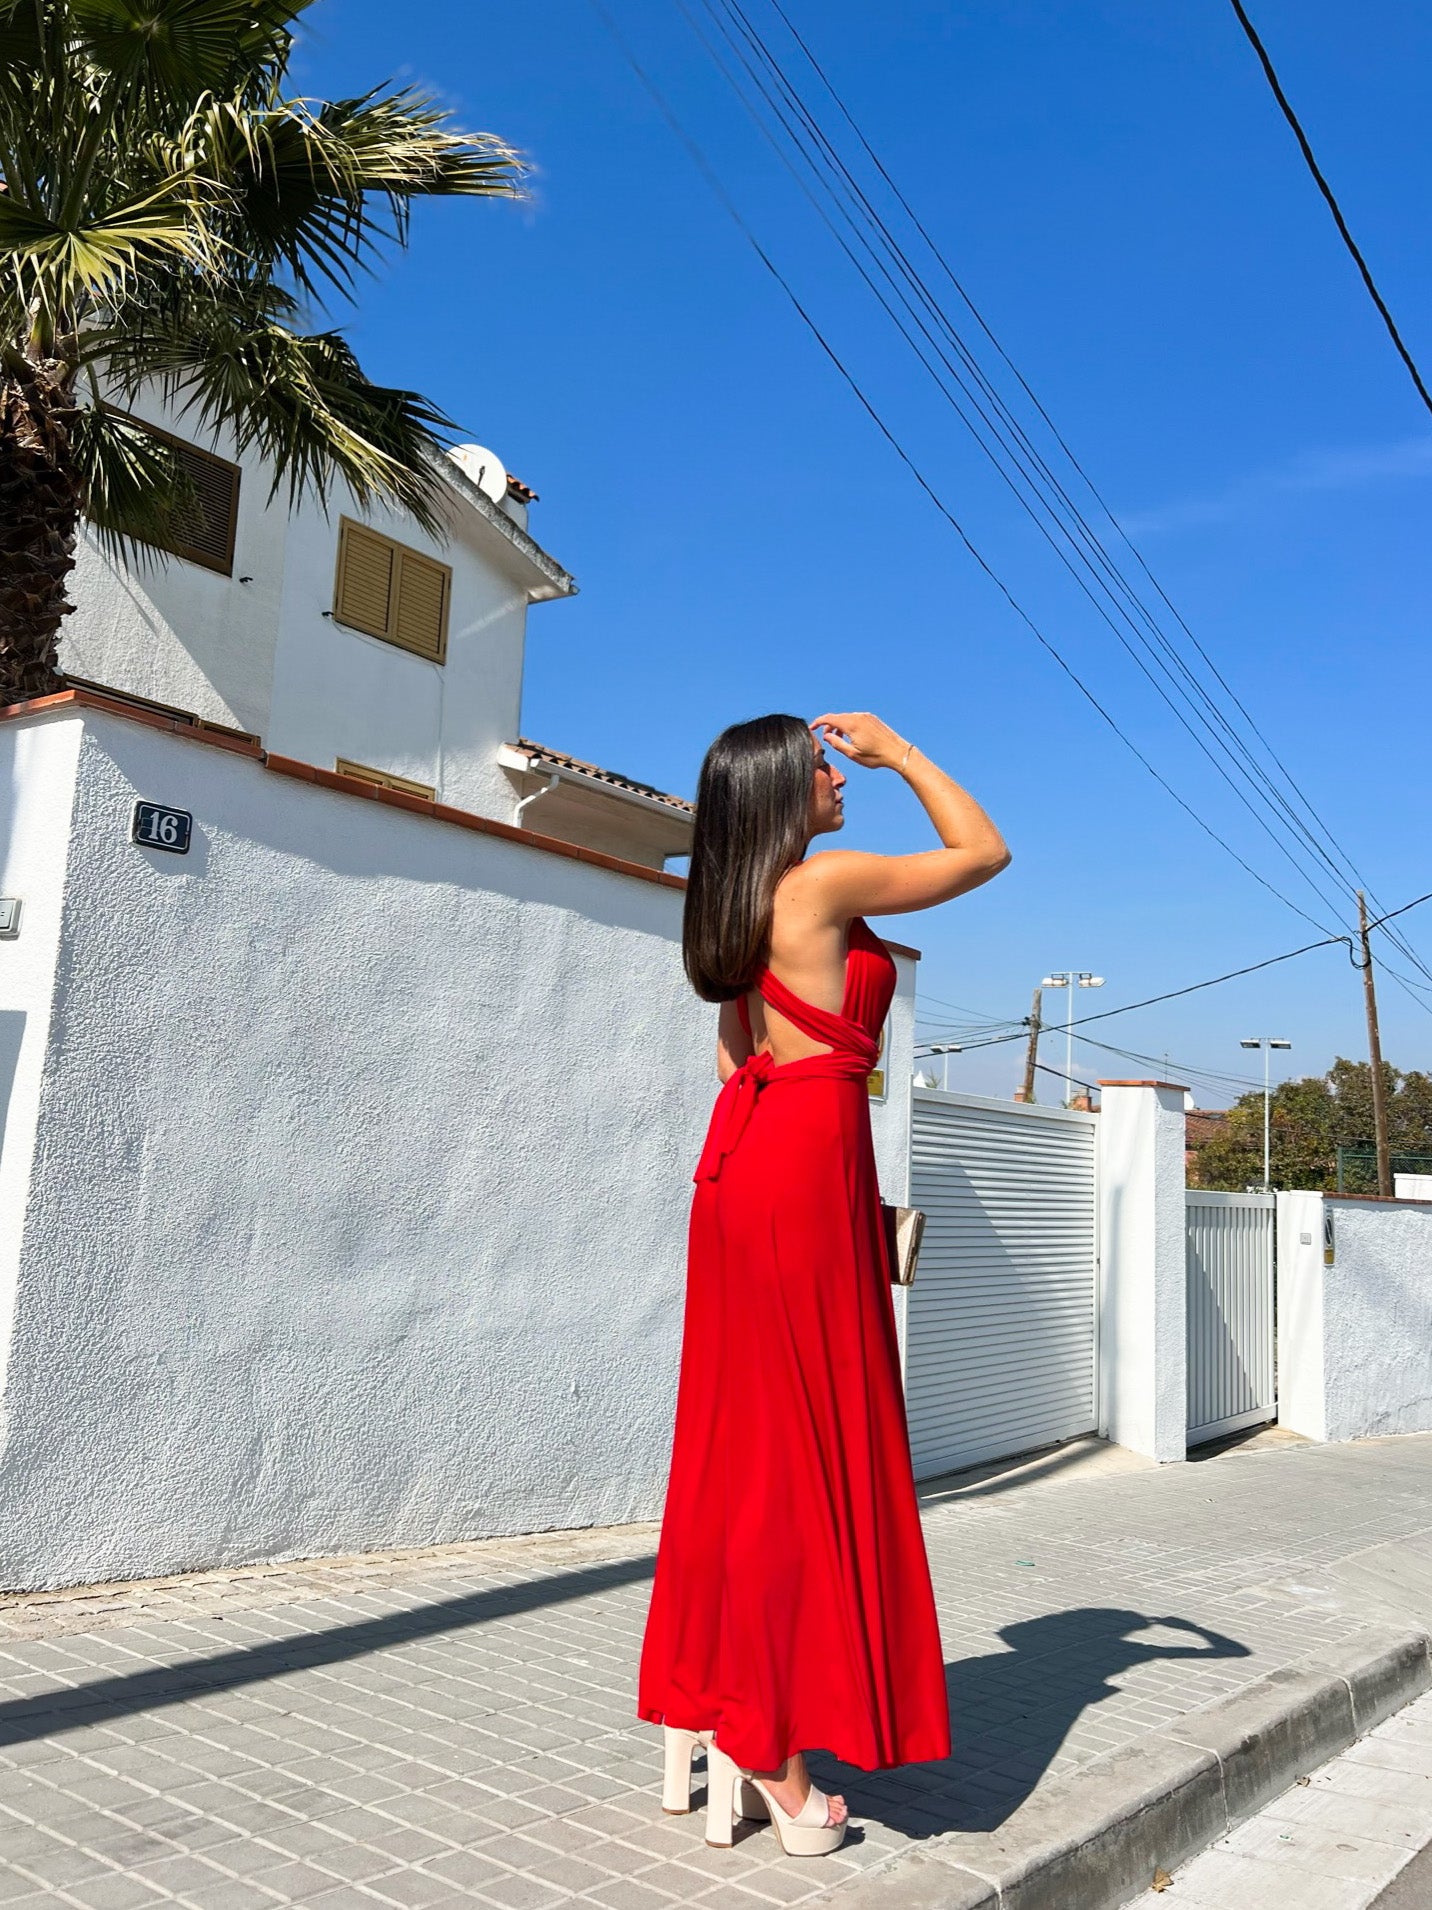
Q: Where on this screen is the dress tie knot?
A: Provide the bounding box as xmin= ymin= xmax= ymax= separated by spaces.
xmin=694 ymin=1050 xmax=777 ymax=1184
xmin=692 ymin=1033 xmax=879 ymax=1186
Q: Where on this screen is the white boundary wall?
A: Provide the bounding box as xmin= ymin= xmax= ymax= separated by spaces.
xmin=1279 ymin=1191 xmax=1432 ymax=1442
xmin=0 ymin=704 xmax=915 ymax=1588
xmin=1098 ymin=1082 xmax=1188 ymax=1462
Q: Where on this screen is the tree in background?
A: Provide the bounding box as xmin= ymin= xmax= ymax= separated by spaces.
xmin=1 ymin=0 xmax=521 ymax=702
xmin=1190 ymin=1059 xmax=1432 ymax=1192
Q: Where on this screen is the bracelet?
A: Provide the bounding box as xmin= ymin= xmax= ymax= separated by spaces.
xmin=900 ymin=741 xmax=916 ymax=773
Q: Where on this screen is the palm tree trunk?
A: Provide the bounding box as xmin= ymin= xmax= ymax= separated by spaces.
xmin=0 ymin=359 xmax=80 ymax=704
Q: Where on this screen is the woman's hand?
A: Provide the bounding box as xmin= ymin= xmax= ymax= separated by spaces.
xmin=796 ymin=724 xmax=1010 ymax=918
xmin=811 ymin=712 xmax=911 ymax=772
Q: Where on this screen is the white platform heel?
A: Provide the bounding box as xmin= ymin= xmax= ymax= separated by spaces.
xmin=742 ymin=1770 xmax=847 ymax=1857
xmin=701 ymin=1740 xmax=771 ymax=1847
xmin=661 ymin=1728 xmax=767 ymax=1840
xmin=662 ymin=1726 xmax=704 ymax=1814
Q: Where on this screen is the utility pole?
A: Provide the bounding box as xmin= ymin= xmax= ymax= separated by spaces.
xmin=1357 ymin=890 xmax=1393 ymax=1197
xmin=1019 ymin=987 xmax=1042 ymax=1103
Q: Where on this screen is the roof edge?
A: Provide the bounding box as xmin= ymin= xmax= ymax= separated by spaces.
xmin=503 ymin=738 xmax=694 ymax=817
xmin=431 ymin=450 xmax=577 ymax=602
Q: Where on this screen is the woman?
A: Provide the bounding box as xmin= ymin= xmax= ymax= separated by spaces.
xmin=638 ymin=710 xmax=1010 ymax=1857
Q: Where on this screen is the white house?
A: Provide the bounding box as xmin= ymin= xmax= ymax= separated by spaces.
xmin=58 ymin=394 xmax=695 ymax=869
xmin=0 ymin=402 xmax=919 ymax=1591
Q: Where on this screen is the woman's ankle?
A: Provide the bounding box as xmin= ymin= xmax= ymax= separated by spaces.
xmin=751 ymin=1754 xmax=802 ymax=1788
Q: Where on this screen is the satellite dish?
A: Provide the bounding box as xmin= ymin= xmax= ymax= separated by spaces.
xmin=448 ymin=443 xmax=508 ymax=505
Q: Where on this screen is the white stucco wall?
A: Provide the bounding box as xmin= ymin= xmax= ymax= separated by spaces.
xmin=62 ymin=400 xmax=288 ymax=740
xmin=872 ymin=952 xmax=916 ymax=1207
xmin=265 ymin=485 xmax=530 ymax=820
xmin=0 ymin=719 xmax=84 ymax=1404
xmin=1098 ymin=1083 xmax=1188 ymax=1462
xmin=872 ymin=954 xmax=917 ymax=1372
xmin=0 ymin=708 xmax=706 ymax=1587
xmin=0 ymin=706 xmax=919 ymax=1589
xmin=1275 ymin=1190 xmax=1326 ymax=1442
xmin=1279 ymin=1192 xmax=1432 ymax=1443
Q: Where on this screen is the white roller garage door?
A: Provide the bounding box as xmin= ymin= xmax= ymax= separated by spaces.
xmin=905 ymin=1090 xmax=1099 ymax=1480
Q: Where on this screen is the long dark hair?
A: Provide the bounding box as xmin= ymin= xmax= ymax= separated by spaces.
xmin=683 ymin=714 xmax=814 ymax=1002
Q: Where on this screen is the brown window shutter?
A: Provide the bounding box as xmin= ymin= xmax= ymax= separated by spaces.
xmin=169 ymin=440 xmax=240 ymax=573
xmin=392 ymin=549 xmax=450 ymax=662
xmin=335 ymin=758 xmax=436 ymax=800
xmin=116 ymin=415 xmax=240 ymax=575
xmin=335 ymin=523 xmax=396 ymax=639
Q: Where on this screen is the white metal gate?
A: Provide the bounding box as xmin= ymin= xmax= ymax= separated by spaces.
xmin=906 ymin=1090 xmax=1099 ymax=1480
xmin=1185 ymin=1191 xmax=1276 ymax=1446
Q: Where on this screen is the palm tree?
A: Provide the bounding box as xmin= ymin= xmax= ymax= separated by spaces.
xmin=0 ymin=0 xmax=522 ymax=702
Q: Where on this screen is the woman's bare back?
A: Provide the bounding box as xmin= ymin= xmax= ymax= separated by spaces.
xmin=745 ymin=863 xmax=851 ymax=1066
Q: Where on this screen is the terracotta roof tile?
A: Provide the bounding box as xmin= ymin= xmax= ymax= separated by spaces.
xmin=514 ymin=737 xmax=694 ymax=813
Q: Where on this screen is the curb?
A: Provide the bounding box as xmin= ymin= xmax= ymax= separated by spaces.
xmin=818 ymin=1625 xmax=1432 ymax=1910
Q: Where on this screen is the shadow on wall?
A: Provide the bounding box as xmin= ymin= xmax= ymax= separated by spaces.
xmin=67 ymin=543 xmax=272 ymax=741
xmin=817 ymin=1608 xmax=1251 ymax=1836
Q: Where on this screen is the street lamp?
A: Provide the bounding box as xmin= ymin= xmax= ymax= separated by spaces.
xmin=917 ymin=1043 xmax=962 ymax=1092
xmin=1042 ymin=972 xmax=1105 ymax=1108
xmin=1239 ymin=1037 xmax=1292 ymax=1191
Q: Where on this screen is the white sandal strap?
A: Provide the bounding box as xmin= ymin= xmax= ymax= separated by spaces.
xmin=790 ymin=1783 xmax=832 ymax=1829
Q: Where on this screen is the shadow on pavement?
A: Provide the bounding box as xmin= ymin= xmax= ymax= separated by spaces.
xmin=0 ymin=1551 xmax=657 ymax=1749
xmin=820 ymin=1608 xmax=1252 ymax=1838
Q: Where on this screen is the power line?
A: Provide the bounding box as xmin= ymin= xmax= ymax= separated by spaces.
xmin=1031 ymin=1060 xmax=1097 ymax=1094
xmin=589 ymin=1 xmax=1359 ymax=940
xmin=948 ymin=931 xmax=1352 ymax=1054
xmin=768 ymin=0 xmax=1420 ymax=949
xmin=917 ymin=991 xmax=1019 ymax=1022
xmin=1229 ymin=0 xmax=1432 ymax=420
xmin=687 ymin=0 xmax=1362 ymax=940
xmin=920 ymin=891 xmax=1432 ymax=1063
xmin=1071 ymin=1032 xmax=1269 ymax=1097
xmin=696 ymin=0 xmax=1432 ymax=976
xmin=603 ymin=1 xmax=1431 ymax=1003
xmin=1368 ymin=888 xmax=1432 ymax=933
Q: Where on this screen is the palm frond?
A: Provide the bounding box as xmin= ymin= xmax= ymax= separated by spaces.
xmin=2 ymin=0 xmax=523 ymax=628
xmin=67 ymin=0 xmax=308 ymax=106
xmin=193 ymin=91 xmax=523 ymax=299
xmin=0 ymin=176 xmax=216 ymax=320
xmin=0 ymin=0 xmax=46 ymax=81
xmin=70 ymin=398 xmax=198 ymax=563
xmin=97 ymin=286 xmax=452 ymax=530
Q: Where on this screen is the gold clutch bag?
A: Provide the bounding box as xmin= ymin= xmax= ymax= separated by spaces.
xmin=881 ymin=1203 xmax=926 ymax=1287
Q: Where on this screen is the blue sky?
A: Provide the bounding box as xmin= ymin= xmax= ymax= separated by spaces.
xmin=294 ymin=0 xmax=1430 ymax=1105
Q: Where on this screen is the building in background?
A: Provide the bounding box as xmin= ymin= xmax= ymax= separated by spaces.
xmin=58 ymin=396 xmax=692 ymax=868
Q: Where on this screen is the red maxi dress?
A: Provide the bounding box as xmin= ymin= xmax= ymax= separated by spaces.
xmin=638 ymin=918 xmax=951 ymax=1773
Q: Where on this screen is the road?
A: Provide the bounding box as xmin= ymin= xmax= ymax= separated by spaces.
xmin=1123 ymin=1686 xmax=1432 ymax=1908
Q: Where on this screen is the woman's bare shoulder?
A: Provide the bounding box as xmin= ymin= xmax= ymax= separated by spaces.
xmin=781 ymin=849 xmax=877 ymax=886
xmin=779 ymin=850 xmax=886 ymax=904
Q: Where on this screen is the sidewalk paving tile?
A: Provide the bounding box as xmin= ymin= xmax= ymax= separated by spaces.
xmin=3 ymin=1435 xmax=1432 ymax=1907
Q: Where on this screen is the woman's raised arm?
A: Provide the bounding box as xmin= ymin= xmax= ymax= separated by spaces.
xmin=807 ymin=712 xmax=1010 ymax=917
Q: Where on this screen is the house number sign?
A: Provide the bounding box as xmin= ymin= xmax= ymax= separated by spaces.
xmin=132 ymin=801 xmax=193 ymax=855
